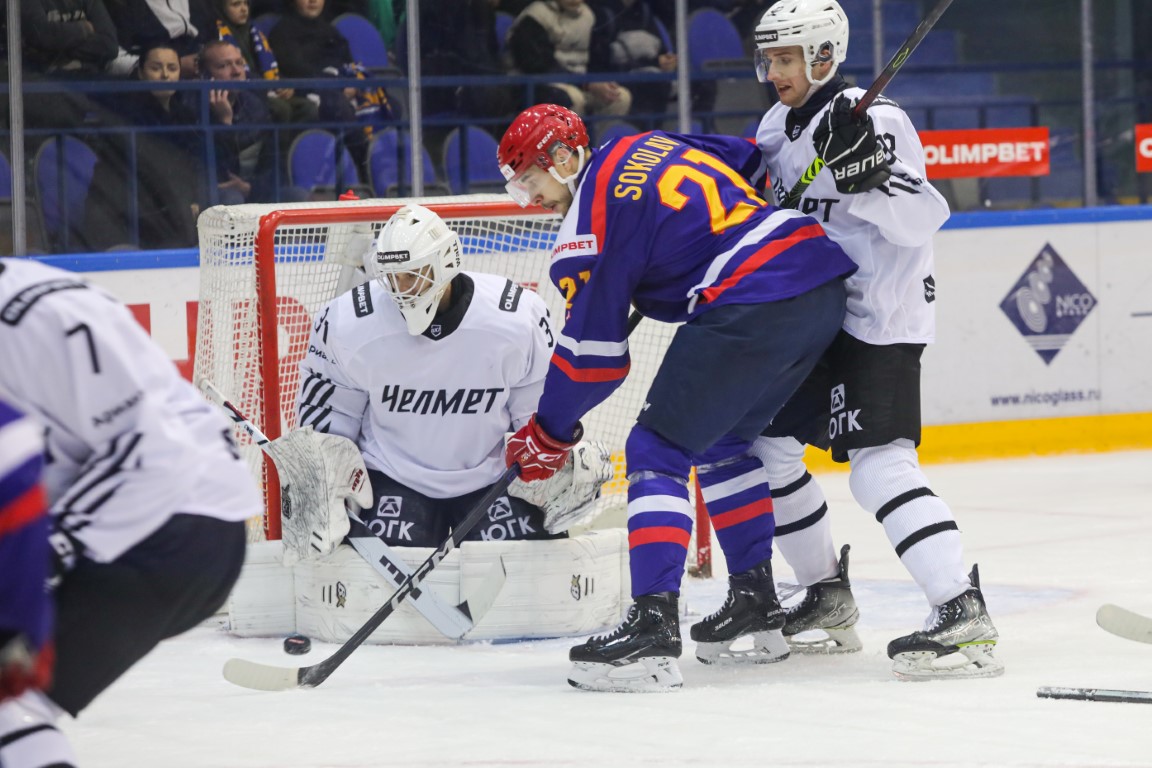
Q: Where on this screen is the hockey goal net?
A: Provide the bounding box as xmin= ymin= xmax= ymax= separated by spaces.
xmin=194 ymin=194 xmax=711 ymax=573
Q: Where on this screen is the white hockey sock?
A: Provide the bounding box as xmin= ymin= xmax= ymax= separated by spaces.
xmin=750 ymin=436 xmax=838 ymax=585
xmin=848 ymin=442 xmax=970 ymax=607
xmin=0 ymin=691 xmax=78 ymax=768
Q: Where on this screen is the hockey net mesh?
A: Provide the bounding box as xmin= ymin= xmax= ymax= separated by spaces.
xmin=194 ymin=194 xmax=709 ymax=570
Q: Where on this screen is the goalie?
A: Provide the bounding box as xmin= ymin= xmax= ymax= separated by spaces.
xmin=282 ymin=204 xmax=612 ymax=569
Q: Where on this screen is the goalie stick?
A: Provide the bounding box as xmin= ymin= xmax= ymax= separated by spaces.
xmin=1036 ymin=686 xmax=1152 ymax=705
xmin=222 ymin=464 xmax=522 ymax=691
xmin=1096 ymin=604 xmax=1152 ymax=645
xmin=779 ymin=0 xmax=955 ymax=209
xmin=197 ymin=378 xmax=506 ymax=641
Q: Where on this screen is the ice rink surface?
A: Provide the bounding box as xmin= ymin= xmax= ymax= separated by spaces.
xmin=61 ymin=451 xmax=1151 ymax=768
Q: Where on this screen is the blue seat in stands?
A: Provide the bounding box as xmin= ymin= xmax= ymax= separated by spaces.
xmin=687 ymin=8 xmax=745 ymax=72
xmin=287 ymin=129 xmax=362 ymax=196
xmin=495 ymin=11 xmax=515 ymax=53
xmin=334 ymin=13 xmax=389 ymax=70
xmin=0 ymin=150 xmax=10 ymax=201
xmin=33 ymin=136 xmax=97 ymax=252
xmin=367 ymin=128 xmax=446 ymax=197
xmin=442 ymin=126 xmax=507 ymax=194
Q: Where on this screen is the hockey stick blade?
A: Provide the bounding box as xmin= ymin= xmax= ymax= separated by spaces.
xmin=223 ymin=465 xmax=522 ymax=691
xmin=222 ymin=657 xmax=302 ymax=692
xmin=1096 ymin=604 xmax=1152 ymax=644
xmin=779 ymin=0 xmax=955 ymax=209
xmin=1037 ymin=686 xmax=1152 ymax=704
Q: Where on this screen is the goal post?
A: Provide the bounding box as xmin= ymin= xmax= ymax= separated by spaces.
xmin=194 ymin=194 xmax=712 ymax=574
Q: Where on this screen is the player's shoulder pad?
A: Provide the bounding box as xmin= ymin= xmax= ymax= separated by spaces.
xmin=870 ymin=94 xmax=900 ymax=110
xmin=0 ymin=274 xmax=91 ymax=327
xmin=349 ymin=282 xmax=375 ymax=318
xmin=496 ymin=278 xmax=524 ymax=313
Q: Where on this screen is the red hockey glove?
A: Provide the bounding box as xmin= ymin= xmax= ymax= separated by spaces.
xmin=506 ymin=415 xmax=582 ymax=482
xmin=0 ymin=633 xmax=54 ymax=701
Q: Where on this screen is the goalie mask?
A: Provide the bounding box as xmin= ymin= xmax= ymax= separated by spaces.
xmin=368 ymin=204 xmax=463 ymax=335
xmin=498 ymin=104 xmax=590 ymax=207
xmin=753 ymin=0 xmax=849 ymax=94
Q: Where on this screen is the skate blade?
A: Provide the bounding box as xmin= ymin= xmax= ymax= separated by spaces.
xmin=891 ymin=642 xmax=1004 ymax=681
xmin=695 ymin=630 xmax=791 ymax=666
xmin=567 ymin=656 xmax=683 ymax=693
xmin=786 ymin=625 xmax=863 ymax=655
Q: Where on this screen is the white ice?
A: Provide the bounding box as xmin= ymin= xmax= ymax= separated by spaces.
xmin=61 ymin=451 xmax=1151 ymax=768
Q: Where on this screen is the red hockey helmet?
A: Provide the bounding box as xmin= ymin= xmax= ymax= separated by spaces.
xmin=498 ymin=104 xmax=590 ymax=206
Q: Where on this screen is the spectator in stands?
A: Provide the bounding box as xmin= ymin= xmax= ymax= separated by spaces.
xmin=13 ymin=0 xmax=118 ymax=128
xmin=269 ymin=0 xmax=396 ymax=167
xmin=21 ymin=0 xmax=119 ymax=75
xmin=589 ymin=0 xmax=676 ymax=127
xmin=214 ymin=0 xmax=320 ymax=124
xmin=198 ymin=39 xmax=278 ymax=203
xmin=421 ymin=0 xmax=518 ymax=121
xmin=83 ymin=43 xmax=203 ymax=250
xmin=106 ymin=0 xmax=214 ymax=78
xmin=506 ymin=0 xmax=632 ymax=119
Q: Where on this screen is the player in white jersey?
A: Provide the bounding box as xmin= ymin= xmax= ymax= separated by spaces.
xmin=0 ymin=257 xmax=261 ymax=767
xmin=296 ymin=204 xmax=597 ymax=550
xmin=747 ymin=0 xmax=1001 ymax=680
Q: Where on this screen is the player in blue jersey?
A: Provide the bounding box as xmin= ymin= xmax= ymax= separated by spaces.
xmin=0 ymin=399 xmax=54 ymax=707
xmin=497 ymin=103 xmax=857 ymax=692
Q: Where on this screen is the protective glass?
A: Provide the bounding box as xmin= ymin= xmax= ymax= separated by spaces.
xmin=505 ymin=168 xmax=551 ymax=208
xmin=754 ymin=47 xmax=773 ymax=83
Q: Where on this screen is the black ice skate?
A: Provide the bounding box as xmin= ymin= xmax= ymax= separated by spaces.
xmin=568 ymin=592 xmax=683 ymax=693
xmin=782 ymin=544 xmax=863 ymax=654
xmin=887 ymin=565 xmax=1003 ymax=680
xmin=689 ymin=558 xmax=789 ymax=665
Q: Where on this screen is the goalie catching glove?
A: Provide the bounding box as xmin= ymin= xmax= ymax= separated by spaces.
xmin=263 ymin=427 xmax=373 ymax=565
xmin=813 ymin=93 xmax=891 ymax=194
xmin=508 ymin=438 xmax=613 ymax=533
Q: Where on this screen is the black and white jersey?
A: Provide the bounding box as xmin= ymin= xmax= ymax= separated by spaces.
xmin=297 ymin=272 xmax=554 ymax=499
xmin=757 ymin=86 xmax=950 ymax=345
xmin=0 ymin=258 xmax=261 ymax=563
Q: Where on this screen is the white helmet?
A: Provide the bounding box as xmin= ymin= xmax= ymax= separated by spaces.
xmin=367 ymin=204 xmax=463 ymax=335
xmin=753 ymin=0 xmax=849 ymax=91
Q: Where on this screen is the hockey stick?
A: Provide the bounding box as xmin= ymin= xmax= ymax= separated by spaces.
xmin=197 ymin=378 xmax=505 ymax=640
xmin=1037 ymin=686 xmax=1152 ymax=705
xmin=222 ymin=464 xmax=521 ymax=691
xmin=1096 ymin=604 xmax=1152 ymax=645
xmin=779 ymin=0 xmax=955 ymax=209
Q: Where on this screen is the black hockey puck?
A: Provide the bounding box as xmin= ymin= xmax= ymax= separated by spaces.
xmin=283 ymin=634 xmax=311 ymax=655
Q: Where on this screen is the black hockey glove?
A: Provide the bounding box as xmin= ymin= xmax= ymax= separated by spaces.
xmin=812 ymin=94 xmax=892 ymax=194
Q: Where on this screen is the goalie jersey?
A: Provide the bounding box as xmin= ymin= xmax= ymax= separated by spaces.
xmin=756 ymin=85 xmax=951 ymax=345
xmin=538 ymin=130 xmax=856 ymax=440
xmin=0 ymin=258 xmax=261 ymax=563
xmin=297 ymin=271 xmax=554 ymax=499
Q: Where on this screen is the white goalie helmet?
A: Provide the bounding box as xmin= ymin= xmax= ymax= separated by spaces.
xmin=367 ymin=204 xmax=463 ymax=335
xmin=754 ymin=0 xmax=849 ymax=89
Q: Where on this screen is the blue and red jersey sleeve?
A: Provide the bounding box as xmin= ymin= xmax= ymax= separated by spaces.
xmin=0 ymin=400 xmax=53 ymax=651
